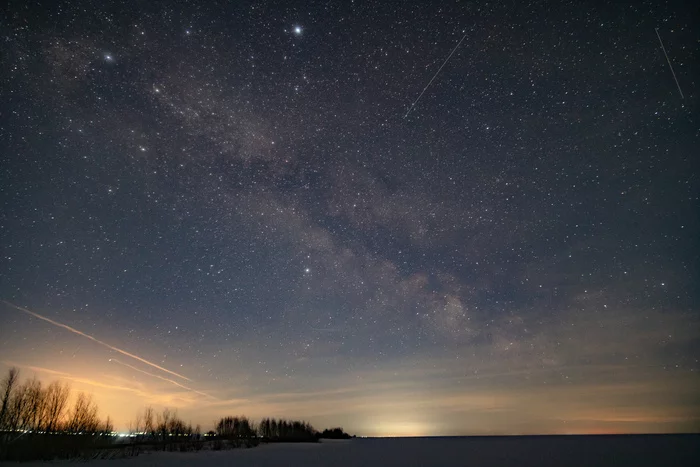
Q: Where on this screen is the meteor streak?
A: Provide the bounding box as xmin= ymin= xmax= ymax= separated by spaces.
xmin=2 ymin=300 xmax=192 ymax=382
xmin=655 ymin=28 xmax=684 ymax=99
xmin=404 ymin=32 xmax=468 ymax=118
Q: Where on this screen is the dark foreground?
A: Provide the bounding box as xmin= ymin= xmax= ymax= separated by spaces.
xmin=3 ymin=434 xmax=699 ymax=466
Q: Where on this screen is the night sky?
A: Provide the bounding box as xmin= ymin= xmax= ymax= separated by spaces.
xmin=1 ymin=0 xmax=698 ymax=436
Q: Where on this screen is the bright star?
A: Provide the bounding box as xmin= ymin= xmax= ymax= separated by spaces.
xmin=293 ymin=26 xmax=302 ymax=35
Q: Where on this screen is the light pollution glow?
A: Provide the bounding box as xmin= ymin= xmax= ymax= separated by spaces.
xmin=1 ymin=302 xmax=698 ymax=436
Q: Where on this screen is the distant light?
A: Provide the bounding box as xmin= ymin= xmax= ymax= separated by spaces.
xmin=293 ymin=26 xmax=302 ymax=35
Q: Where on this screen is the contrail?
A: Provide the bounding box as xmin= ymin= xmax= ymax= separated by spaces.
xmin=109 ymin=358 xmax=216 ymax=400
xmin=655 ymin=28 xmax=684 ymax=99
xmin=404 ymin=32 xmax=468 ymax=119
xmin=2 ymin=300 xmax=192 ymax=382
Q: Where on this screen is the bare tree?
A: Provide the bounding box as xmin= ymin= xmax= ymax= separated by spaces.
xmin=43 ymin=381 xmax=70 ymax=433
xmin=6 ymin=379 xmax=31 ymax=431
xmin=67 ymin=392 xmax=99 ymax=433
xmin=167 ymin=410 xmax=185 ymax=437
xmin=0 ymin=367 xmax=20 ymax=430
xmin=133 ymin=412 xmax=143 ymax=435
xmin=157 ymin=408 xmax=171 ymax=444
xmin=143 ymin=406 xmax=154 ymax=438
xmin=23 ymin=378 xmax=44 ymax=431
xmin=102 ymin=415 xmax=113 ymax=434
xmin=1 ymin=374 xmax=46 ymax=432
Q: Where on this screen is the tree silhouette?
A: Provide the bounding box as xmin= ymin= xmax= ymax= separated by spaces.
xmin=0 ymin=367 xmax=19 ymax=430
xmin=319 ymin=427 xmax=352 ymax=439
xmin=102 ymin=416 xmax=114 ymax=434
xmin=157 ymin=408 xmax=171 ymax=444
xmin=43 ymin=381 xmax=70 ymax=433
xmin=22 ymin=378 xmax=43 ymax=431
xmin=67 ymin=392 xmax=100 ymax=433
xmin=143 ymin=406 xmax=155 ymax=438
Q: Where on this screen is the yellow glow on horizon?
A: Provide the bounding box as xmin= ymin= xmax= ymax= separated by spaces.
xmin=2 ymin=339 xmax=699 ymax=435
xmin=373 ymin=421 xmax=430 ymax=437
xmin=4 ymin=357 xmax=699 ymax=435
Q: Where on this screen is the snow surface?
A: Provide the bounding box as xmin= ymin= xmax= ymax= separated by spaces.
xmin=4 ymin=435 xmax=699 ymax=467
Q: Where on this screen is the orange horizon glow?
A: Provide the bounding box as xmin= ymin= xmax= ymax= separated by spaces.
xmin=2 ymin=358 xmax=698 ymax=436
xmin=2 ymin=301 xmax=699 ymax=436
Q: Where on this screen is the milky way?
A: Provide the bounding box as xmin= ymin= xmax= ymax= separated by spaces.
xmin=1 ymin=0 xmax=698 ymax=435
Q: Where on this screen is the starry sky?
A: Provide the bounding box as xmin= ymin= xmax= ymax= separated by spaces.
xmin=0 ymin=0 xmax=698 ymax=436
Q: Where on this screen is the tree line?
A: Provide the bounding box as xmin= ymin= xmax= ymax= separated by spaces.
xmin=0 ymin=367 xmax=354 ymax=460
xmin=257 ymin=417 xmax=316 ymax=441
xmin=129 ymin=411 xmax=317 ymax=445
xmin=131 ymin=406 xmax=201 ymax=440
xmin=0 ymin=367 xmax=112 ymax=434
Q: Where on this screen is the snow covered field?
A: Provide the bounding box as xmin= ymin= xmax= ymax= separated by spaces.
xmin=5 ymin=435 xmax=699 ymax=466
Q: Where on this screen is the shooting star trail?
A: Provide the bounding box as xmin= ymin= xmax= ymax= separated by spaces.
xmin=109 ymin=358 xmax=216 ymax=400
xmin=404 ymin=32 xmax=468 ymax=119
xmin=655 ymin=28 xmax=684 ymax=99
xmin=2 ymin=300 xmax=192 ymax=382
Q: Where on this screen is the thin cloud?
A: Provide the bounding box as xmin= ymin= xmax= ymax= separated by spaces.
xmin=2 ymin=362 xmax=70 ymax=377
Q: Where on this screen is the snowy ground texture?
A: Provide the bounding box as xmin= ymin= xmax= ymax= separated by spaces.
xmin=5 ymin=435 xmax=700 ymax=466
